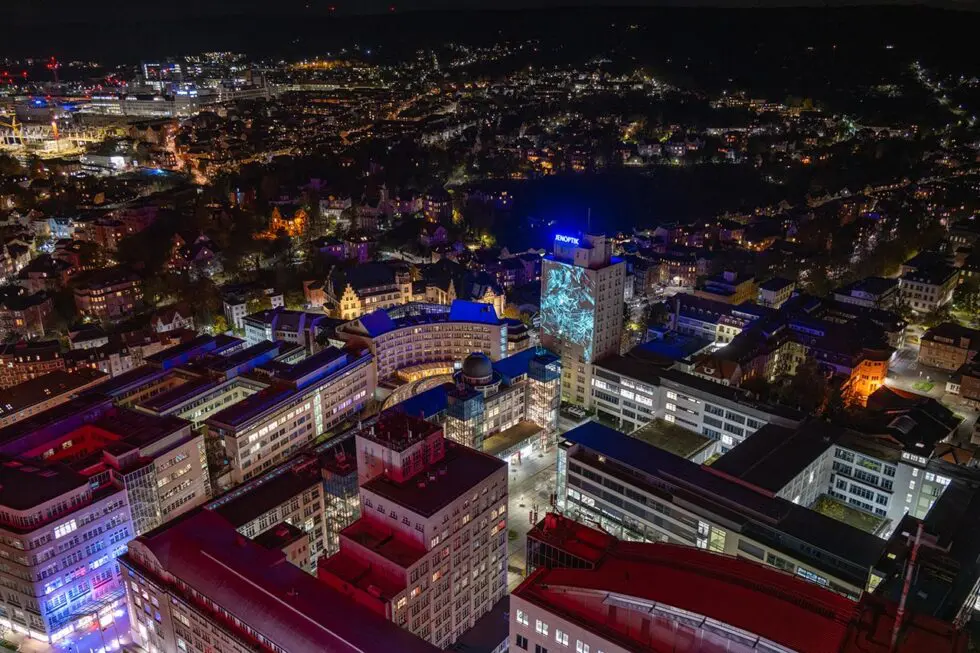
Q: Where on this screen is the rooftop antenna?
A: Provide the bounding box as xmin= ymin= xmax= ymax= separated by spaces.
xmin=587 ymin=207 xmax=592 ymax=234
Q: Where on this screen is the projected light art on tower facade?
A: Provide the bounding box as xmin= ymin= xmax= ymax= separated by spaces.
xmin=541 ymin=260 xmax=596 ymax=362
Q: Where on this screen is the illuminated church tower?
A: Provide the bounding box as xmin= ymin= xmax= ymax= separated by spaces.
xmin=540 ymin=233 xmax=625 ymax=406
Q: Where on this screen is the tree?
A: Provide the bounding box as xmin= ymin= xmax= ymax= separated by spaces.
xmin=777 ymin=358 xmax=830 ymax=414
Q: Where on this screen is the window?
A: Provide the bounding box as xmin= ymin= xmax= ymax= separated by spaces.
xmin=555 ymin=630 xmax=569 ymax=646
xmin=516 ymin=635 xmax=529 ymax=650
xmin=576 ymin=641 xmax=590 ymax=653
xmin=517 ymin=609 xmax=529 ymax=626
xmin=535 ymin=646 xmax=549 ymax=653
xmin=536 ymin=620 xmax=548 ymax=636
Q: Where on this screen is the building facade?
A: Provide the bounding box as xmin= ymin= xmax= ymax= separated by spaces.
xmin=206 ymin=347 xmax=375 ymax=485
xmin=540 ymin=234 xmax=625 ymax=406
xmin=318 ymin=414 xmax=509 ymax=649
xmin=0 ymin=457 xmax=132 ymax=645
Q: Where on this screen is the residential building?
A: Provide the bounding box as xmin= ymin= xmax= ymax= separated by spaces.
xmin=0 ymin=455 xmax=132 ymax=645
xmin=334 ymin=301 xmax=512 ymax=383
xmin=242 ymin=307 xmax=334 ymax=351
xmin=556 ymin=421 xmax=886 ymax=598
xmin=540 ymin=234 xmax=625 ymax=406
xmin=834 ymin=276 xmax=900 ymax=309
xmin=318 ymin=413 xmax=509 ymax=649
xmin=694 ymin=270 xmax=758 ymax=305
xmin=0 ymin=341 xmax=65 ymax=389
xmin=206 ymin=347 xmax=375 ymax=485
xmin=73 ymin=267 xmax=144 ymax=321
xmin=150 ymin=304 xmax=195 ymax=333
xmin=918 ymin=323 xmax=980 ymax=371
xmin=899 ymin=266 xmax=958 ymax=313
xmin=513 ymin=513 xmax=968 ymax=653
xmin=120 ymin=509 xmax=441 ymax=653
xmin=0 ymin=288 xmax=53 ymax=338
xmin=757 ymin=276 xmax=795 ymax=308
xmin=0 ymin=368 xmax=107 ymax=429
xmin=326 ymin=262 xmax=412 ymax=321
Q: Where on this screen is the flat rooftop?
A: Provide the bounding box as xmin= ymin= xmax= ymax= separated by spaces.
xmin=0 ymin=455 xmax=90 ymax=511
xmin=630 ymin=418 xmax=714 ymax=460
xmin=340 ymin=517 xmax=428 ymax=569
xmin=563 ymin=421 xmax=884 ymax=586
xmin=363 ymin=440 xmax=505 ymax=517
xmin=128 ymin=510 xmax=440 ymax=653
xmin=208 ymin=454 xmax=322 ymax=527
xmin=482 ymin=420 xmax=543 ymax=457
xmin=0 ymin=368 xmax=107 ymax=417
xmin=710 ymin=421 xmax=833 ymax=494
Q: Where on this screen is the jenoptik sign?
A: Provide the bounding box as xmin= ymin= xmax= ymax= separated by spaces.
xmin=555 ymin=234 xmax=579 ymax=246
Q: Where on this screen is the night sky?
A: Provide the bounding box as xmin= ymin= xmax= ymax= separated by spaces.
xmin=9 ymin=0 xmax=976 ymax=22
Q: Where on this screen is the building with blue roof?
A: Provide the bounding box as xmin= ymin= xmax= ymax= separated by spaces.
xmin=334 ymin=300 xmax=517 ymax=383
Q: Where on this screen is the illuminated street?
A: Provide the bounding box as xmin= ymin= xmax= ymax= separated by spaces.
xmin=506 ymin=447 xmax=558 ymax=591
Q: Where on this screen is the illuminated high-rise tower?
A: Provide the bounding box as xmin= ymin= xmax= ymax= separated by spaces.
xmin=540 ymin=233 xmax=625 ymax=406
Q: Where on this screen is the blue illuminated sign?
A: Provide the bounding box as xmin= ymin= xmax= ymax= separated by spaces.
xmin=555 ymin=234 xmax=580 ymax=246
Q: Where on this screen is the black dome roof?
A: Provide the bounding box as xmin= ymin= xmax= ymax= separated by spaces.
xmin=461 ymin=352 xmax=493 ymax=381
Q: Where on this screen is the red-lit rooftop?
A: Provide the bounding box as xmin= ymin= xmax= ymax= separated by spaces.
xmin=358 ymin=411 xmax=442 ymax=452
xmin=515 ymin=515 xmax=967 ymax=653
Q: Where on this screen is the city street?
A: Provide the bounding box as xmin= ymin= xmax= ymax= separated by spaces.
xmin=886 ymin=346 xmax=979 ymax=445
xmin=505 ymin=447 xmax=558 ymax=591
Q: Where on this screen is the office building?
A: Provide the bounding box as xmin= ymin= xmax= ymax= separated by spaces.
xmin=591 ymin=357 xmax=802 ymax=451
xmin=207 ymin=451 xmax=332 ymax=570
xmin=242 ymin=307 xmax=336 ymax=351
xmin=335 ymin=300 xmax=511 ymax=384
xmin=513 ymin=513 xmax=968 ymax=653
xmin=556 ymin=421 xmax=885 ymax=597
xmin=711 ymin=396 xmax=964 ymax=538
xmin=318 ymin=413 xmax=509 ymax=648
xmin=386 ymin=347 xmax=561 ymax=464
xmin=757 ymin=276 xmax=795 ymax=308
xmin=442 ymin=349 xmax=561 ymax=459
xmin=206 ymin=346 xmax=375 ymax=485
xmin=694 ymin=270 xmax=758 ymax=305
xmin=834 ymin=276 xmax=900 ymax=309
xmin=120 ymin=510 xmax=440 ymax=653
xmin=540 ymin=233 xmax=625 ymax=406
xmin=0 ymin=455 xmax=132 ymax=645
xmin=0 ymin=403 xmax=211 ymax=537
